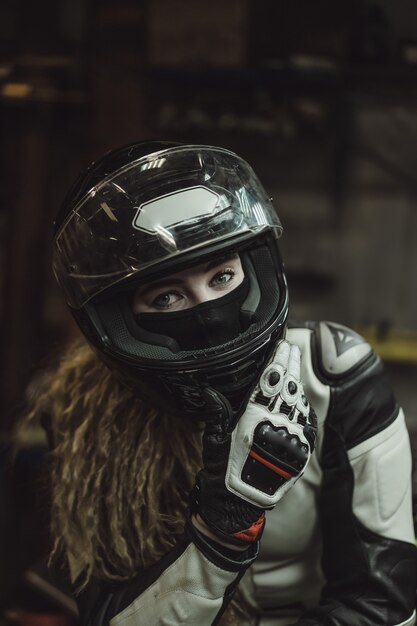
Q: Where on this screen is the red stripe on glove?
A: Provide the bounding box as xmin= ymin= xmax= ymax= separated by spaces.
xmin=249 ymin=449 xmax=293 ymax=479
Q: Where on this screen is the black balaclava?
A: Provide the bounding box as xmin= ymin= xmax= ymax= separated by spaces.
xmin=136 ymin=277 xmax=250 ymax=350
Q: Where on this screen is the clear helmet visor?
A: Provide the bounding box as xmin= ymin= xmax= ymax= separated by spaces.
xmin=53 ymin=145 xmax=282 ymax=309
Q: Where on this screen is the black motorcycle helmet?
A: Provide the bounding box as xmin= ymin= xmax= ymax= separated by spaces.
xmin=52 ymin=141 xmax=289 ymax=418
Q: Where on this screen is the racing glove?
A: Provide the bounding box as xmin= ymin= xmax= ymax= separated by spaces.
xmin=191 ymin=340 xmax=318 ymax=547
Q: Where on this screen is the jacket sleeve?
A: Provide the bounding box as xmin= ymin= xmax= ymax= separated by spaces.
xmin=73 ymin=519 xmax=258 ymax=626
xmin=294 ymin=321 xmax=417 ymax=626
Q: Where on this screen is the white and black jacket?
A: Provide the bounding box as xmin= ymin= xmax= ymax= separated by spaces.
xmin=73 ymin=321 xmax=417 ymax=626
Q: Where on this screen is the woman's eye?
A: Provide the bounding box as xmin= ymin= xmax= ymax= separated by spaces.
xmin=152 ymin=292 xmax=181 ymax=309
xmin=211 ymin=269 xmax=234 ymax=286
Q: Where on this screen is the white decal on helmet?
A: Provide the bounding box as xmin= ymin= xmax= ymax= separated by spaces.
xmin=132 ymin=186 xmax=220 ymax=234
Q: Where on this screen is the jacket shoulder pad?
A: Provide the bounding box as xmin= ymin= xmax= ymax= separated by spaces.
xmin=313 ymin=321 xmax=375 ymax=380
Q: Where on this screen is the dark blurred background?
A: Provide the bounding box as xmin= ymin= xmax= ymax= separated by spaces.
xmin=1 ymin=0 xmax=417 ymax=623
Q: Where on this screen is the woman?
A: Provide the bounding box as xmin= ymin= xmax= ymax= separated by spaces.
xmin=29 ymin=141 xmax=416 ymax=625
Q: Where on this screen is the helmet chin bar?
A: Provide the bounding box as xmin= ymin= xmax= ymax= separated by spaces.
xmin=154 ymin=330 xmax=284 ymax=418
xmin=73 ymin=233 xmax=289 ymax=419
xmin=95 ymin=314 xmax=286 ymax=420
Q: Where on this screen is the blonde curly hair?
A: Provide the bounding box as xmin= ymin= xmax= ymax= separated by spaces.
xmin=22 ymin=338 xmax=252 ymax=625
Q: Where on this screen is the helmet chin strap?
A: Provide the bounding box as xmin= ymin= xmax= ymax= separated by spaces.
xmin=135 ymin=277 xmax=250 ymax=351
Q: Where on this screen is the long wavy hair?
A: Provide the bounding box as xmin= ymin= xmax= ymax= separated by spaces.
xmin=22 ymin=338 xmax=252 ymax=625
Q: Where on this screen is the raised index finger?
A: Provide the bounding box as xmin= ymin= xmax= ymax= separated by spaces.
xmin=287 ymin=344 xmax=301 ymax=381
xmin=271 ymin=340 xmax=291 ymax=369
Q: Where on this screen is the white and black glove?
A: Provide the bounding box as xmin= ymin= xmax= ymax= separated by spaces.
xmin=190 ymin=340 xmax=318 ymax=547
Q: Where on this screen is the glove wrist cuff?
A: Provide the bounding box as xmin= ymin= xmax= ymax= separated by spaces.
xmin=185 ymin=510 xmax=260 ymax=571
xmin=190 ymin=479 xmax=266 ymax=547
xmin=191 ymin=513 xmax=249 ymax=551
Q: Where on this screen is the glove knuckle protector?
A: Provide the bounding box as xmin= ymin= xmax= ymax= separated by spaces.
xmin=259 ymin=363 xmax=285 ymax=398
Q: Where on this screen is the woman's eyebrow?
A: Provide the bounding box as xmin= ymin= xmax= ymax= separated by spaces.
xmin=204 ymin=253 xmax=238 ymax=271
